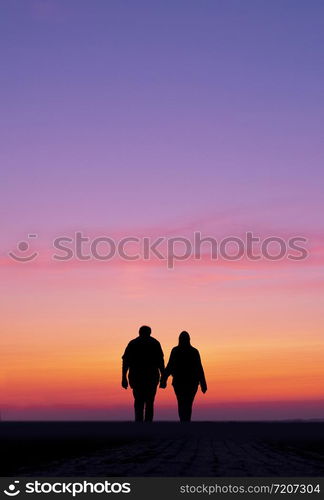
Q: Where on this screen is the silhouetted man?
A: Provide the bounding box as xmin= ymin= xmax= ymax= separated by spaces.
xmin=122 ymin=325 xmax=164 ymax=422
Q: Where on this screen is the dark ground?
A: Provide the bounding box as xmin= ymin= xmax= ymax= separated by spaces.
xmin=1 ymin=421 xmax=324 ymax=477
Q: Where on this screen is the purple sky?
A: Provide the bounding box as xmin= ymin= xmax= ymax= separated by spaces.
xmin=1 ymin=0 xmax=323 ymax=239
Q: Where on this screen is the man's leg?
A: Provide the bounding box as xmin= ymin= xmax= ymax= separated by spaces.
xmin=144 ymin=385 xmax=157 ymax=422
xmin=133 ymin=388 xmax=145 ymax=422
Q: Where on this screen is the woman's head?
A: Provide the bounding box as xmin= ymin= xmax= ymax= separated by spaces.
xmin=178 ymin=331 xmax=191 ymax=346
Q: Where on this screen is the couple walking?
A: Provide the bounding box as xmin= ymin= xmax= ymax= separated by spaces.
xmin=122 ymin=325 xmax=207 ymax=422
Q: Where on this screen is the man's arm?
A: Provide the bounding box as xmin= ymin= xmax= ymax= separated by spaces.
xmin=121 ymin=346 xmax=130 ymax=389
xmin=160 ymin=348 xmax=175 ymax=388
xmin=158 ymin=343 xmax=165 ymax=376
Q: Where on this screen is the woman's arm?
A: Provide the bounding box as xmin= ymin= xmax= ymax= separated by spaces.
xmin=197 ymin=351 xmax=207 ymax=393
xmin=160 ymin=348 xmax=176 ymax=387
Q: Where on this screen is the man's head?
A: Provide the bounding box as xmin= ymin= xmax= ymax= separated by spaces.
xmin=139 ymin=325 xmax=152 ymax=338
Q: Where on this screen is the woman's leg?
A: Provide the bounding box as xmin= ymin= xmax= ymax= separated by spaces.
xmin=182 ymin=386 xmax=198 ymax=422
xmin=174 ymin=385 xmax=198 ymax=422
xmin=174 ymin=386 xmax=186 ymax=422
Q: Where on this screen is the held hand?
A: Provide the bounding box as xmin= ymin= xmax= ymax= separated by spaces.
xmin=121 ymin=378 xmax=128 ymax=390
xmin=159 ymin=380 xmax=167 ymax=389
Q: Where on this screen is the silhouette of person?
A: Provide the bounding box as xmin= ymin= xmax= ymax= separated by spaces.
xmin=122 ymin=325 xmax=164 ymax=422
xmin=160 ymin=331 xmax=207 ymax=422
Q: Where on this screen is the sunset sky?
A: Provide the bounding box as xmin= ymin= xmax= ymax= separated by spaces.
xmin=1 ymin=0 xmax=324 ymax=420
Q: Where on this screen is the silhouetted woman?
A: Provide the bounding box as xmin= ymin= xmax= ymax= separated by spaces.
xmin=161 ymin=331 xmax=207 ymax=422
